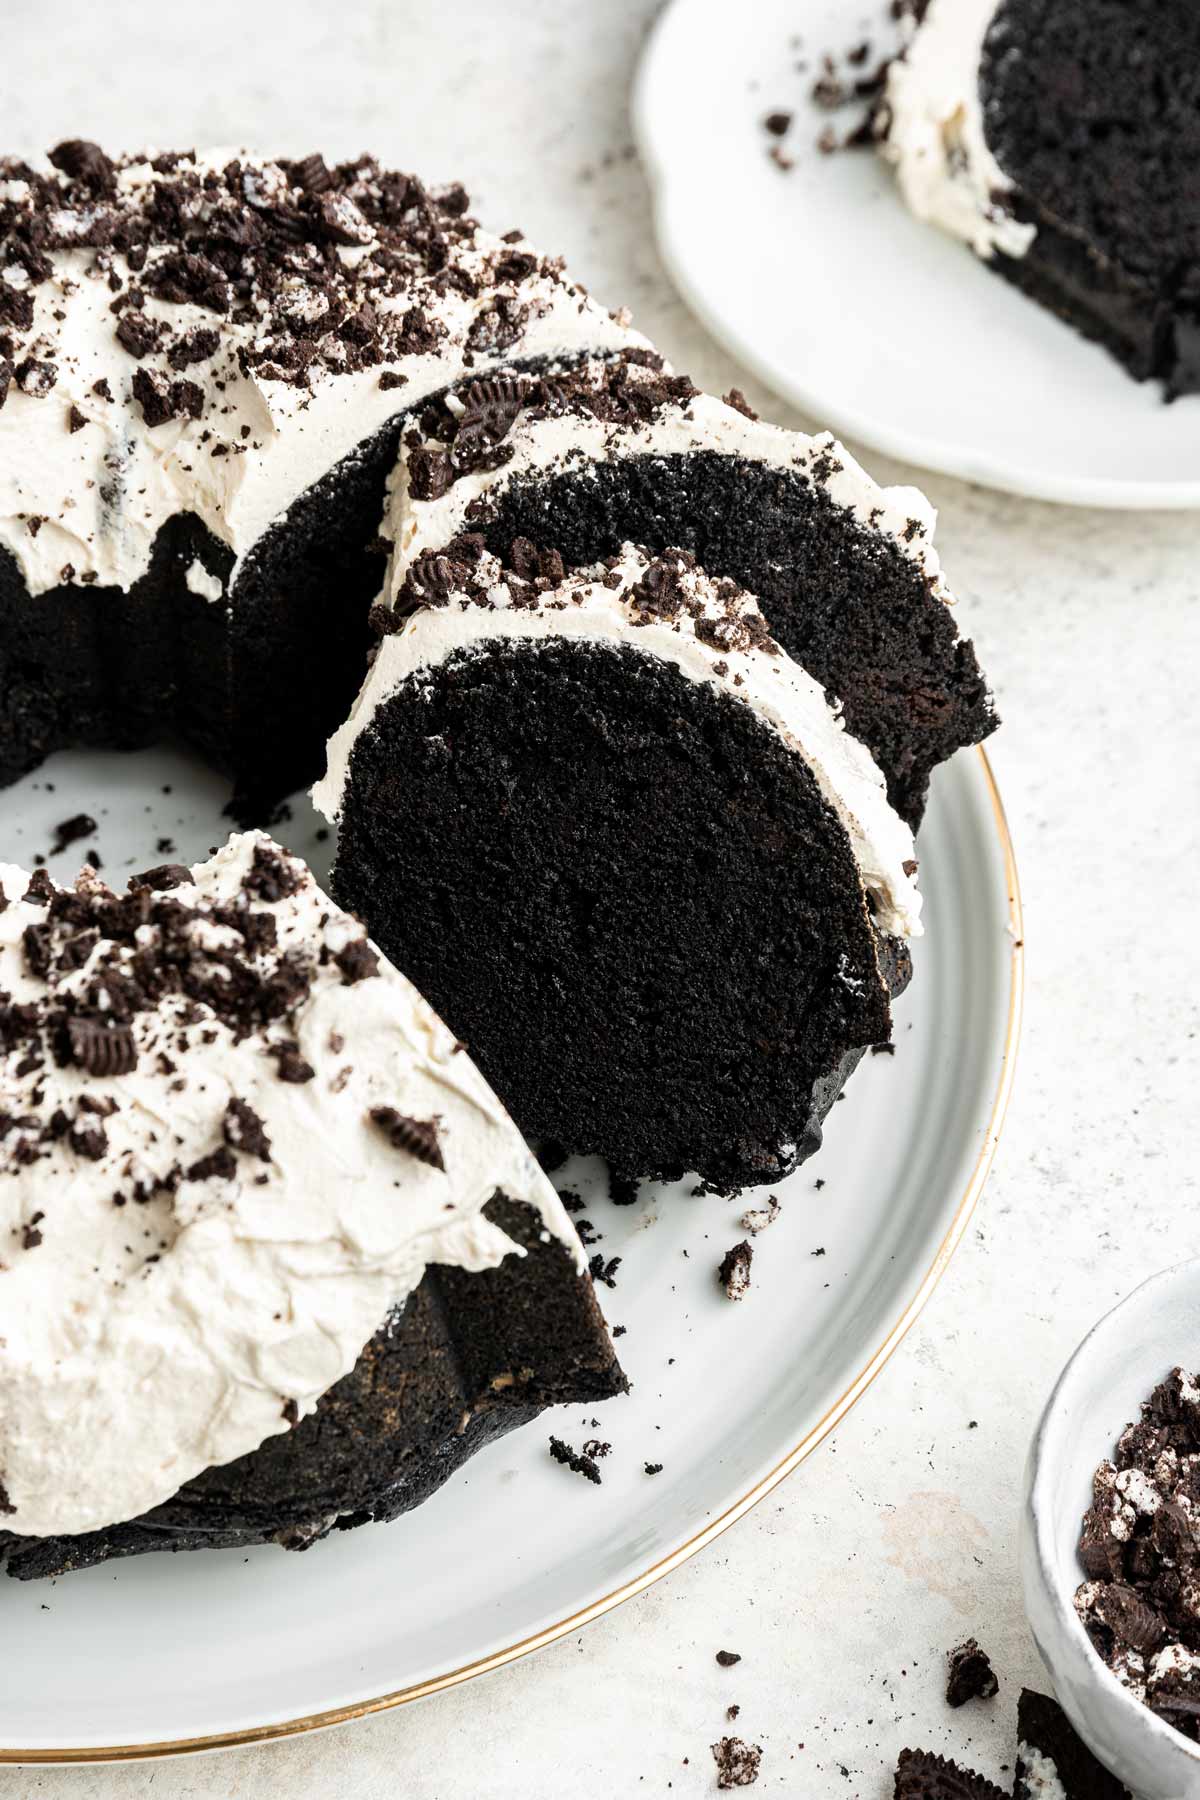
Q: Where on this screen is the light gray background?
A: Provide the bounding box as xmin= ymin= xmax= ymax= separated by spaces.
xmin=4 ymin=1 xmax=1198 ymax=1792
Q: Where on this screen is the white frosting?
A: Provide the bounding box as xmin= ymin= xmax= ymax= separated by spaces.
xmin=0 ymin=151 xmax=643 ymax=597
xmin=0 ymin=833 xmax=581 ymax=1538
xmin=386 ymin=379 xmax=954 ymax=613
xmin=313 ymin=545 xmax=922 ymax=939
xmin=881 ymin=0 xmax=1036 ymax=260
xmin=1016 ymin=1742 xmax=1067 ymax=1800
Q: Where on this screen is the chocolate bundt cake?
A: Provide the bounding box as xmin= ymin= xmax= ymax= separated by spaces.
xmin=0 ymin=147 xmax=641 ymax=817
xmin=315 ymin=542 xmax=919 ymax=1190
xmin=387 ymin=351 xmax=994 ymax=829
xmin=881 ymin=0 xmax=1200 ymax=398
xmin=0 ymin=834 xmax=623 ymax=1578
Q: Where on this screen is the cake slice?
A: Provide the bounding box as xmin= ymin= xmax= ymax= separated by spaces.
xmin=880 ymin=0 xmax=1200 ymax=397
xmin=0 ymin=148 xmax=642 ymax=817
xmin=315 ymin=540 xmax=919 ymax=1190
xmin=384 ymin=350 xmax=994 ymax=827
xmin=0 ymin=834 xmax=623 ymax=1578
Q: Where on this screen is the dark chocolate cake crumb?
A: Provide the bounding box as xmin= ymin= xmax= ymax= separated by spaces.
xmin=945 ymin=1638 xmax=998 ymax=1708
xmin=48 ymin=814 xmax=97 ymax=858
xmin=763 ymin=110 xmax=793 ymax=137
xmin=644 ymin=1462 xmax=663 ymax=1476
xmin=608 ymin=1170 xmax=640 ymax=1207
xmin=587 ymin=1253 xmax=622 ymax=1290
xmin=717 ymin=1241 xmax=753 ymax=1301
xmin=711 ymin=1736 xmax=761 ymax=1789
xmin=548 ymin=1436 xmax=602 ymax=1485
xmin=716 ymin=1649 xmax=742 ymax=1667
xmin=368 ymin=1107 xmax=445 ymax=1170
xmin=536 ymin=1139 xmax=569 ymax=1174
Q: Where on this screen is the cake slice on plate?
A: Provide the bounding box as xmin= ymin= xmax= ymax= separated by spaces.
xmin=384 ymin=350 xmax=994 ymax=828
xmin=315 ymin=540 xmax=919 ymax=1191
xmin=880 ymin=0 xmax=1200 ymax=397
xmin=0 ymin=834 xmax=623 ymax=1579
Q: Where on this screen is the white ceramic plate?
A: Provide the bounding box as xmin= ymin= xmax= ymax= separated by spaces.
xmin=0 ymin=741 xmax=1020 ymax=1761
xmin=633 ymin=0 xmax=1200 ymax=509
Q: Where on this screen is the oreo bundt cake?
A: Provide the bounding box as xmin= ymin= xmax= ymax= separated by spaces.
xmin=881 ymin=0 xmax=1200 ymax=397
xmin=0 ymin=835 xmax=624 ymax=1579
xmin=315 ymin=542 xmax=920 ymax=1190
xmin=0 ymin=146 xmax=642 ymax=817
xmin=1 ymin=142 xmax=997 ymax=1576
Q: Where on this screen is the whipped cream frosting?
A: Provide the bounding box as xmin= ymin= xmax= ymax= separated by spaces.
xmin=881 ymin=0 xmax=1036 ymax=260
xmin=383 ymin=357 xmax=956 ymax=611
xmin=0 ymin=149 xmax=643 ymax=596
xmin=314 ymin=544 xmax=922 ymax=938
xmin=0 ymin=833 xmax=580 ymax=1538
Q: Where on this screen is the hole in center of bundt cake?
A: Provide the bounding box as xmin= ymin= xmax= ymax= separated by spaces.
xmin=331 ymin=637 xmax=892 ymax=1189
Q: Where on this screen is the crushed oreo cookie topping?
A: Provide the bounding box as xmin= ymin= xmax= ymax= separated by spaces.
xmin=0 ymin=147 xmax=642 ymax=596
xmin=945 ymin=1638 xmax=999 ymax=1707
xmin=0 ymin=832 xmax=581 ymax=1539
xmin=711 ymin=1735 xmax=762 ymax=1789
xmin=1075 ymin=1366 xmax=1200 ymax=1740
xmin=718 ymin=1241 xmax=754 ymax=1302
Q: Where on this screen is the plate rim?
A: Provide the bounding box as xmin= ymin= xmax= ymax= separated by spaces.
xmin=0 ymin=746 xmax=1023 ymax=1765
xmin=632 ymin=0 xmax=1200 ymax=513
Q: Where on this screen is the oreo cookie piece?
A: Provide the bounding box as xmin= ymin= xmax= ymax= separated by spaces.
xmin=893 ymin=1747 xmax=1007 ymax=1799
xmin=945 ymin=1638 xmax=999 ymax=1708
xmin=380 ymin=352 xmax=995 ymax=829
xmin=1016 ymin=1688 xmax=1132 ymax=1799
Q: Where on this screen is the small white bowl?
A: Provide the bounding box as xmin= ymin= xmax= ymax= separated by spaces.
xmin=1023 ymin=1261 xmax=1200 ymax=1800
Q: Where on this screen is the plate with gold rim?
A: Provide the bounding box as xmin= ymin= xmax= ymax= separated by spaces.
xmin=635 ymin=0 xmax=1200 ymax=509
xmin=0 ymin=739 xmax=1019 ymax=1760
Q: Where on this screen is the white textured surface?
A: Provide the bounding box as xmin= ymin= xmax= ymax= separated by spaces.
xmin=3 ymin=0 xmax=1198 ymax=1793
